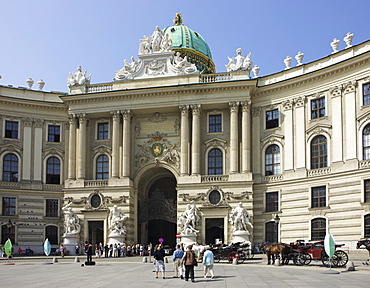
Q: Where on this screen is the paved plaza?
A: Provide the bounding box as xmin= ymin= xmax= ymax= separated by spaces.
xmin=1 ymin=252 xmax=370 ymax=288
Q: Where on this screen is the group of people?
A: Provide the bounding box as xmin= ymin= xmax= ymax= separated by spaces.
xmin=75 ymin=242 xmax=149 ymax=258
xmin=153 ymin=243 xmax=215 ymax=282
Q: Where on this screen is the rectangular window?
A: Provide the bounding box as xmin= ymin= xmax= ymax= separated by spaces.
xmin=311 ymin=97 xmax=325 ymax=119
xmin=45 ymin=199 xmax=59 ymax=217
xmin=48 ymin=125 xmax=60 ymax=142
xmin=364 ymin=83 xmax=370 ymax=106
xmin=2 ymin=197 xmax=16 ymax=216
xmin=5 ymin=121 xmax=18 ymax=139
xmin=209 ymin=114 xmax=222 ymax=133
xmin=266 ymin=192 xmax=279 ymax=212
xmin=97 ymin=122 xmax=109 ymax=140
xmin=312 ymin=186 xmax=326 ymax=208
xmin=266 ymin=109 xmax=279 ymax=129
xmin=365 ymin=180 xmax=370 ymax=203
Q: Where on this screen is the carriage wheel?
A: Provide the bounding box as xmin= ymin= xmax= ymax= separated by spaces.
xmin=214 ymin=254 xmax=221 ymax=263
xmin=333 ymin=250 xmax=348 ymax=267
xmin=293 ymin=253 xmax=304 ymax=266
xmin=228 ymin=252 xmax=245 ymax=264
xmin=298 ymin=252 xmax=312 ymax=265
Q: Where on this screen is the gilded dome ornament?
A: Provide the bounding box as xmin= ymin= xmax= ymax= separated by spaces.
xmin=173 ymin=13 xmax=183 ymax=26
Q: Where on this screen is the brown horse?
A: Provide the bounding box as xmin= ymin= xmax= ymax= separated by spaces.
xmin=258 ymin=242 xmax=290 ymax=265
xmin=356 ymin=239 xmax=370 ymax=258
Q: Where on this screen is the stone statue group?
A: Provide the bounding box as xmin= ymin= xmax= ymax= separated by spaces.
xmin=177 ymin=201 xmax=252 ymax=236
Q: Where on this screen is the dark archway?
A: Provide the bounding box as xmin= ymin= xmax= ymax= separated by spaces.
xmin=139 ymin=176 xmax=177 ymax=246
xmin=206 ymin=218 xmax=224 ymax=245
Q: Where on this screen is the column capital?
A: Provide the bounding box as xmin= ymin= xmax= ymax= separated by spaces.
xmin=229 ymin=101 xmax=240 ymax=113
xmin=343 ymin=80 xmax=357 ymax=95
xmin=77 ymin=113 xmax=89 ymax=124
xmin=179 ymin=105 xmax=190 ymax=116
xmin=241 ymin=100 xmax=251 ymax=112
xmin=191 ymin=104 xmax=201 ymax=115
xmin=121 ymin=109 xmax=133 ymax=120
xmin=110 ymin=110 xmax=121 ymax=120
xmin=68 ymin=113 xmax=77 ymax=124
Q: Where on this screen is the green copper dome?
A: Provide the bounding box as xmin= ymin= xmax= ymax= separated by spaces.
xmin=163 ymin=14 xmax=215 ymax=74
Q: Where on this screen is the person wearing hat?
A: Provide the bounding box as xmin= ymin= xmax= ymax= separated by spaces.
xmin=202 ymin=246 xmax=215 ymax=279
xmin=172 ymin=244 xmax=184 ymax=278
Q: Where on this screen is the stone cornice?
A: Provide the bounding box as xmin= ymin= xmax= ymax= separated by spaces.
xmin=0 ymin=97 xmax=67 ymax=111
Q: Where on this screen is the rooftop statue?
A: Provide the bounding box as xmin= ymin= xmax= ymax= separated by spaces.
xmin=62 ymin=202 xmax=81 ymax=235
xmin=331 ymin=38 xmax=340 ymax=54
xmin=295 ymin=51 xmax=304 ymax=66
xmin=66 ymin=66 xmax=91 ymax=87
xmin=252 ymin=65 xmax=260 ymax=78
xmin=225 ymin=48 xmax=253 ymax=74
xmin=229 ymin=202 xmax=253 ymax=232
xmin=172 ymin=52 xmax=197 ymax=74
xmin=344 ymin=32 xmax=354 ymax=48
xmin=284 ymin=56 xmax=292 ymax=70
xmin=173 ymin=13 xmax=183 ymax=26
xmin=108 ymin=205 xmax=129 ymax=236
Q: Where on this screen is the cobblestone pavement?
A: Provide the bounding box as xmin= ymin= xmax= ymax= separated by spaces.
xmin=1 ymin=252 xmax=370 ymax=288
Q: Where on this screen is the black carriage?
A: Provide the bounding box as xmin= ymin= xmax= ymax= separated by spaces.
xmin=211 ymin=242 xmax=254 ymax=264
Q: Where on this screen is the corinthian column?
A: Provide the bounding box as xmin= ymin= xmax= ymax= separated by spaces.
xmin=121 ymin=109 xmax=132 ymax=177
xmin=229 ymin=101 xmax=239 ymax=174
xmin=179 ymin=105 xmax=190 ymax=176
xmin=77 ymin=113 xmax=88 ymax=179
xmin=191 ymin=104 xmax=201 ymax=176
xmin=241 ymin=101 xmax=251 ymax=173
xmin=111 ymin=110 xmax=120 ymax=178
xmin=68 ymin=114 xmax=77 ymax=180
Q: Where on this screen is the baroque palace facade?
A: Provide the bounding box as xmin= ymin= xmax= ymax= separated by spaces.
xmin=1 ymin=15 xmax=370 ymax=253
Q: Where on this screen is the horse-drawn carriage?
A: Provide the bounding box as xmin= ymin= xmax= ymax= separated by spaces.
xmin=210 ymin=242 xmax=254 ymax=264
xmin=259 ymin=240 xmax=349 ymax=267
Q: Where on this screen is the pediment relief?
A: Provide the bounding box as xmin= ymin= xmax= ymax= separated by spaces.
xmin=93 ymin=145 xmax=112 ymax=155
xmin=260 ymin=134 xmax=284 ymax=149
xmin=0 ymin=143 xmax=22 ymax=156
xmin=43 ymin=147 xmax=64 ymax=159
xmin=306 ymin=123 xmax=332 ymax=139
xmin=204 ymin=138 xmax=228 ymax=150
xmin=357 ymin=109 xmax=370 ymax=129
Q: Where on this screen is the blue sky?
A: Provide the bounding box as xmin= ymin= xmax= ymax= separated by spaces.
xmin=1 ymin=0 xmax=369 ymax=92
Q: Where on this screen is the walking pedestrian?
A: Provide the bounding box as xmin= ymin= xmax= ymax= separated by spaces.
xmin=172 ymin=244 xmax=184 ymax=279
xmin=153 ymin=244 xmax=166 ymax=279
xmin=85 ymin=241 xmax=93 ymax=263
xmin=202 ymin=247 xmax=215 ymax=279
xmin=182 ymin=244 xmax=197 ymax=282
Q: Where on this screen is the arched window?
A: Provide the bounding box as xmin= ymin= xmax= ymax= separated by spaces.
xmin=265 ymin=221 xmax=278 ymax=243
xmin=265 ymin=145 xmax=281 ymax=176
xmin=1 ymin=224 xmax=15 ymax=244
xmin=3 ymin=153 xmax=18 ymax=182
xmin=311 ymin=218 xmax=326 ymax=241
xmin=45 ymin=226 xmax=58 ymax=245
xmin=208 ymin=148 xmax=223 ymax=175
xmin=46 ymin=157 xmax=60 ymax=184
xmin=96 ymin=155 xmax=109 ymax=180
xmin=365 ymin=214 xmax=370 ymax=238
xmin=311 ymin=136 xmax=327 ymax=169
xmin=363 ymin=124 xmax=370 ymax=160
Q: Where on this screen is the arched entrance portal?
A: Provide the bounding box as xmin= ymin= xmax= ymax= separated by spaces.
xmin=138 ymin=170 xmax=177 ymax=246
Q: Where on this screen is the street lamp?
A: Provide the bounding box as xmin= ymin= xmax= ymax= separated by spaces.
xmin=273 ymin=214 xmax=280 ymax=243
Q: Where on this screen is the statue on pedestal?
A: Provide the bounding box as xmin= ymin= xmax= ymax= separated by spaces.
xmin=225 ymin=48 xmax=253 ymax=73
xmin=330 ymin=38 xmax=340 ymax=54
xmin=62 ymin=202 xmax=81 ymax=236
xmin=229 ymin=202 xmax=253 ymax=232
xmin=295 ymin=51 xmax=304 ymax=66
xmin=178 ymin=202 xmax=200 ymax=235
xmin=284 ymin=56 xmax=292 ymax=70
xmin=66 ymin=66 xmax=92 ymax=87
xmin=108 ymin=205 xmax=128 ymax=236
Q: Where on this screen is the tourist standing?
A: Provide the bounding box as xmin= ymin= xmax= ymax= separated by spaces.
xmin=182 ymin=245 xmax=197 ymax=282
xmin=75 ymin=244 xmax=80 ymax=255
xmin=85 ymin=241 xmax=93 ymax=263
xmin=60 ymin=244 xmax=66 ymax=258
xmin=153 ymin=244 xmax=166 ymax=279
xmin=172 ymin=244 xmax=184 ymax=279
xmin=202 ymin=247 xmax=215 ymax=279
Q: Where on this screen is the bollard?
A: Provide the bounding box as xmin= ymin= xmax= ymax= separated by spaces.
xmin=165 ymin=257 xmax=168 ymax=263
xmin=274 ymin=258 xmax=281 ymax=266
xmin=232 ymin=258 xmax=238 ymax=265
xmin=142 ymin=257 xmax=148 ymax=263
xmin=75 ymin=257 xmax=80 ymax=263
xmin=53 ymin=257 xmax=58 ymax=263
xmin=346 ymin=261 xmax=355 ymax=271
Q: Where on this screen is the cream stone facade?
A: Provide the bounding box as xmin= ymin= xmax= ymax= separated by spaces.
xmin=1 ymin=17 xmax=370 ymax=254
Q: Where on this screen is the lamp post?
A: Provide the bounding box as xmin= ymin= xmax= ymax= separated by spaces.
xmin=274 ymin=214 xmax=280 ymax=243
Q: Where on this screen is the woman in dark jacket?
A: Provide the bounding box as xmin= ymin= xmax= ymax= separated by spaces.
xmin=153 ymin=244 xmax=166 ymax=279
xmin=181 ymin=245 xmax=197 ymax=282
